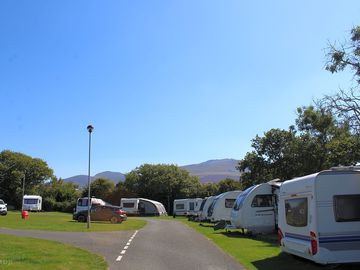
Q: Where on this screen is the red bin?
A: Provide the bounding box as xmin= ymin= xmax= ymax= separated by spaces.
xmin=21 ymin=210 xmax=29 ymax=219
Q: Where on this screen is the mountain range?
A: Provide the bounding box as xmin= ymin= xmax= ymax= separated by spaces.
xmin=63 ymin=159 xmax=240 ymax=187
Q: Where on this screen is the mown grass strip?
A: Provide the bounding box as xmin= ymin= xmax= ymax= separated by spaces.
xmin=171 ymin=217 xmax=356 ymax=270
xmin=0 ymin=234 xmax=107 ymax=270
xmin=0 ymin=211 xmax=146 ymax=232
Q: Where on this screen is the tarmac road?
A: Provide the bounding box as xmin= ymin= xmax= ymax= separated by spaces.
xmin=0 ymin=218 xmax=245 ymax=270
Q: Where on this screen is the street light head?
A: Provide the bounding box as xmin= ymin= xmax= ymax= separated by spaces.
xmin=87 ymin=125 xmax=94 ymax=133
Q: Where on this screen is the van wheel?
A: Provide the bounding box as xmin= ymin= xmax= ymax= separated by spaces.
xmin=110 ymin=216 xmax=118 ymax=224
xmin=77 ymin=215 xmax=86 ymax=222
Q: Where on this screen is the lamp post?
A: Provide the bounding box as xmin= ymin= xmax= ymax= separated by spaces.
xmin=22 ymin=172 xmax=25 ymax=211
xmin=86 ymin=124 xmax=94 ymax=229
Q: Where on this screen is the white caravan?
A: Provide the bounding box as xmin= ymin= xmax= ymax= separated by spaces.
xmin=23 ymin=195 xmax=42 ymax=211
xmin=199 ymin=196 xmax=215 ymax=222
xmin=230 ymin=181 xmax=280 ymax=234
xmin=120 ymin=198 xmax=167 ymax=216
xmin=278 ymin=167 xmax=360 ymax=264
xmin=75 ymin=197 xmax=106 ymax=214
xmin=208 ymin=190 xmax=242 ymax=222
xmin=173 ymin=198 xmax=203 ymax=216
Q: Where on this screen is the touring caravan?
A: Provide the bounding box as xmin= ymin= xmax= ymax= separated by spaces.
xmin=208 ymin=191 xmax=242 ymax=222
xmin=278 ymin=167 xmax=360 ymax=264
xmin=121 ymin=198 xmax=167 ymax=216
xmin=199 ymin=196 xmax=215 ymax=222
xmin=173 ymin=198 xmax=203 ymax=216
xmin=230 ymin=181 xmax=280 ymax=234
xmin=23 ymin=195 xmax=42 ymax=211
xmin=75 ymin=197 xmax=106 ymax=214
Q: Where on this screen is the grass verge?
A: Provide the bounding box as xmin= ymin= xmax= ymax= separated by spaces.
xmin=0 ymin=211 xmax=146 ymax=232
xmin=171 ymin=217 xmax=358 ymax=270
xmin=0 ymin=234 xmax=107 ymax=270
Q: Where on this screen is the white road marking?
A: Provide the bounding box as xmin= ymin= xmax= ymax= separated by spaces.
xmin=116 ymin=256 xmax=123 ymax=262
xmin=115 ymin=230 xmax=139 ymax=263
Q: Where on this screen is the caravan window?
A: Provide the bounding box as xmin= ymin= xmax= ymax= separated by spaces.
xmin=176 ymin=204 xmax=185 ymax=210
xmin=24 ymin=199 xmax=39 ymax=204
xmin=251 ymin=195 xmax=273 ymax=207
xmin=334 ymin=195 xmax=360 ymax=222
xmin=123 ymin=202 xmax=135 ymax=208
xmin=285 ymin=198 xmax=308 ymax=227
xmin=199 ymin=199 xmax=207 ymax=211
xmin=225 ymin=199 xmax=235 ymax=208
xmin=189 ymin=202 xmax=195 ymax=211
xmin=78 ymin=198 xmax=88 ymax=207
xmin=233 ymin=186 xmax=255 ymax=211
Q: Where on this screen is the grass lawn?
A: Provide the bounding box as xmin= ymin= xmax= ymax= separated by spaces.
xmin=0 ymin=211 xmax=146 ymax=232
xmin=0 ymin=234 xmax=107 ymax=270
xmin=167 ymin=216 xmax=358 ymax=270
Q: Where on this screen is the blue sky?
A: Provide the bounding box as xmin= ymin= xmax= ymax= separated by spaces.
xmin=0 ymin=1 xmax=359 ymax=178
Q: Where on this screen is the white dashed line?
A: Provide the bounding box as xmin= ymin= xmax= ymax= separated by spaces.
xmin=115 ymin=230 xmax=139 ymax=263
xmin=116 ymin=256 xmax=123 ymax=262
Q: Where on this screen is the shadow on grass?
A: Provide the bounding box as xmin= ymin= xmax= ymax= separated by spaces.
xmin=199 ymin=223 xmax=214 ymax=228
xmin=252 ymin=252 xmax=360 ymax=270
xmin=219 ymin=230 xmax=278 ymax=244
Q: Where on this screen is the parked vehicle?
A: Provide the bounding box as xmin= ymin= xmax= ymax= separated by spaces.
xmin=278 ymin=167 xmax=360 ymax=264
xmin=23 ymin=195 xmax=42 ymax=211
xmin=230 ymin=181 xmax=280 ymax=234
xmin=73 ymin=205 xmax=127 ymax=223
xmin=207 ymin=190 xmax=242 ymax=222
xmin=0 ymin=199 xmax=7 ymax=215
xmin=120 ymin=198 xmax=167 ymax=216
xmin=173 ymin=198 xmax=202 ymax=216
xmin=199 ymin=196 xmax=215 ymax=222
xmin=74 ymin=197 xmax=106 ymax=214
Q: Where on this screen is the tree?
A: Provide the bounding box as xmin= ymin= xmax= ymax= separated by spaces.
xmin=216 ymin=178 xmax=242 ymax=194
xmin=0 ymin=150 xmax=54 ymax=208
xmin=326 ymin=26 xmax=360 ymax=83
xmin=82 ymin=178 xmax=115 ymax=201
xmin=322 ymin=26 xmax=360 ymax=132
xmin=124 ymin=164 xmax=202 ymax=214
xmin=238 ymin=106 xmax=360 ymax=187
xmin=34 ymin=178 xmax=80 ymax=212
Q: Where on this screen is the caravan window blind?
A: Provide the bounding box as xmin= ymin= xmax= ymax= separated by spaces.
xmin=285 ymin=198 xmax=308 ymax=227
xmin=334 ymin=194 xmax=360 ymax=222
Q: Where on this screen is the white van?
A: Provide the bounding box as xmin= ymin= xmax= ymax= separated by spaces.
xmin=230 ymin=181 xmax=280 ymax=234
xmin=23 ymin=195 xmax=42 ymax=211
xmin=278 ymin=167 xmax=360 ymax=264
xmin=208 ymin=191 xmax=242 ymax=222
xmin=75 ymin=197 xmax=106 ymax=214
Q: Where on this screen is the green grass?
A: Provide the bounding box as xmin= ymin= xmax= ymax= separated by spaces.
xmin=171 ymin=217 xmax=358 ymax=270
xmin=0 ymin=211 xmax=146 ymax=232
xmin=0 ymin=234 xmax=107 ymax=270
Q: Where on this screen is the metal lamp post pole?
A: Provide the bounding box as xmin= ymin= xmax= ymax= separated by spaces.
xmin=87 ymin=125 xmax=94 ymax=229
xmin=22 ymin=172 xmax=25 ymax=211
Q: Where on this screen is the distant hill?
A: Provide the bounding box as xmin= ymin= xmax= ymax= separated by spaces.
xmin=63 ymin=159 xmax=240 ymax=187
xmin=181 ymin=159 xmax=240 ymax=183
xmin=64 ymin=171 xmax=125 ymax=188
xmin=93 ymin=171 xmax=125 ymax=182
